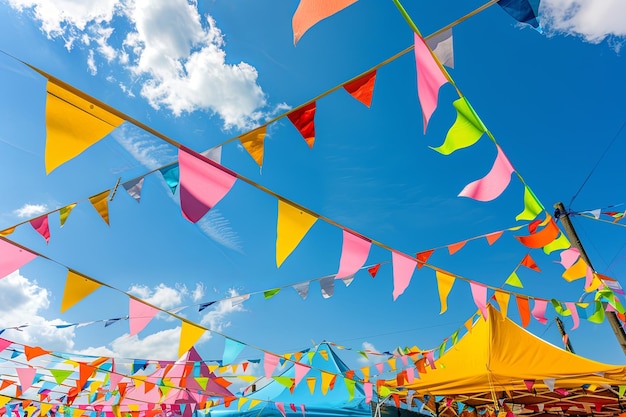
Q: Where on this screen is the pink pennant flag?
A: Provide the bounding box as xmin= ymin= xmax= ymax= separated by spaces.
xmin=414 ymin=33 xmax=448 ymax=133
xmin=292 ymin=0 xmax=358 ymax=45
xmin=276 ymin=402 xmax=286 ymax=417
xmin=531 ymin=299 xmax=548 ymax=324
xmin=559 ymin=248 xmax=580 ymax=269
xmin=459 ymin=145 xmax=515 ymax=202
xmin=375 ymin=362 xmax=384 ymax=374
xmin=406 ymin=367 xmax=415 ymax=383
xmin=300 ymin=404 xmax=306 ymax=417
xmin=294 ymin=362 xmax=311 ymax=386
xmin=0 ymin=338 xmax=12 ymax=352
xmin=392 ymin=251 xmax=417 ymax=301
xmin=178 ymin=147 xmax=237 ymax=223
xmin=524 ymin=380 xmax=534 ymax=392
xmin=336 ymin=230 xmax=371 ymax=279
xmin=585 ymin=266 xmax=594 ymax=289
xmin=17 ymin=367 xmax=37 ymax=392
xmin=30 ymin=215 xmax=50 ymax=244
xmin=0 ymin=239 xmax=37 ymax=279
xmin=564 ymin=302 xmax=580 ymax=330
xmin=469 ymin=282 xmax=488 ymax=319
xmin=363 ymin=381 xmax=372 ymax=404
xmin=264 ymin=352 xmax=280 ymax=378
xmin=129 ymin=298 xmax=160 ymax=337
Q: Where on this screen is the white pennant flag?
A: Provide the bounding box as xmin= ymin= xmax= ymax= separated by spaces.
xmin=123 ymin=177 xmax=145 ymax=203
xmin=292 ymin=282 xmax=310 ymax=300
xmin=319 ymin=277 xmax=335 ymax=299
xmin=426 ymin=28 xmax=454 ymax=69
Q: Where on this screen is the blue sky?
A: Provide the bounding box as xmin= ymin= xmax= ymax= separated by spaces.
xmin=0 ymin=0 xmax=625 ymax=377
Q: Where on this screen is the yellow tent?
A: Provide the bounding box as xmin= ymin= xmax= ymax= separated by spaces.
xmin=383 ymin=305 xmax=626 ymax=417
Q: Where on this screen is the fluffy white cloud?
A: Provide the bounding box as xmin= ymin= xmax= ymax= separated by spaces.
xmin=13 ymin=203 xmax=48 ymax=218
xmin=200 ymin=289 xmax=246 ymax=332
xmin=357 ymin=341 xmax=384 ymax=365
xmin=0 ymin=271 xmax=76 ymax=351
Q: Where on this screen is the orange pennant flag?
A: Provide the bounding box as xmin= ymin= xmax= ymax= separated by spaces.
xmin=515 ymin=217 xmax=560 ymax=248
xmin=287 ymin=102 xmax=316 ymax=148
xmin=562 ymin=257 xmax=587 ymax=282
xmin=276 ymin=200 xmax=318 ymax=267
xmin=343 ymin=71 xmax=376 ymax=107
xmin=292 ymin=0 xmax=359 ymax=45
xmin=239 ymin=126 xmax=267 ymax=168
xmin=435 ymin=270 xmax=455 ymax=314
xmin=24 ymin=346 xmax=50 ymax=361
xmin=516 ymin=296 xmax=531 ymax=328
xmin=43 ymin=79 xmax=124 ymax=174
xmin=485 ymin=231 xmax=504 ymax=245
xmin=178 ymin=321 xmax=206 ymax=358
xmin=447 ymin=240 xmax=467 ymax=255
xmin=89 ymin=190 xmax=111 ymax=225
xmin=416 ymin=249 xmax=434 ymax=269
xmin=61 ymin=270 xmax=101 ymax=313
xmin=520 ymin=253 xmax=541 ymax=272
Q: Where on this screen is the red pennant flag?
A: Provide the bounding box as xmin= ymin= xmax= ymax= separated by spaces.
xmin=416 ymin=249 xmax=434 ymax=269
xmin=485 ymin=231 xmax=504 ymax=245
xmin=290 ymin=404 xmax=297 ymax=412
xmin=287 ymin=102 xmax=316 ymax=148
xmin=30 ymin=216 xmax=50 ymax=244
xmin=524 ymin=380 xmax=535 ymax=392
xmin=447 ymin=240 xmax=467 ymax=255
xmin=520 ymin=253 xmax=541 ymax=272
xmin=343 ymin=71 xmax=376 ymax=107
xmin=367 ymin=263 xmax=380 ymax=278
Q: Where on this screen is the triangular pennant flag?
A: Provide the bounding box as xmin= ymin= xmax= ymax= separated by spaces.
xmin=0 ymin=239 xmax=37 ymax=279
xmin=469 ymin=282 xmax=488 ymax=319
xmin=129 ymin=298 xmax=159 ymax=337
xmin=336 ymin=230 xmax=371 ymax=279
xmin=276 ymin=402 xmax=287 ymax=417
xmin=562 ymin=257 xmax=588 ymax=282
xmin=494 ymin=291 xmax=510 ymax=319
xmin=16 ymin=368 xmax=36 ymax=392
xmin=24 ymin=346 xmax=50 ymax=361
xmin=306 ymin=377 xmax=316 ymax=394
xmin=485 ymin=231 xmax=504 ymax=245
xmin=61 ymin=270 xmax=101 ymax=313
xmin=89 ymin=190 xmax=111 ymax=225
xmin=435 ymin=271 xmax=455 ymax=314
xmin=459 ymin=145 xmax=515 ymax=201
xmin=543 ymin=233 xmax=571 ymax=254
xmin=344 ymin=378 xmax=355 ymax=402
xmin=431 ymin=97 xmax=484 ymax=155
xmin=497 ymin=0 xmax=540 ymax=28
xmin=588 ymin=301 xmax=606 ymax=324
xmin=179 ymin=147 xmax=237 ymax=223
xmin=276 ymin=200 xmax=318 ymax=267
xmin=392 ymin=251 xmax=417 ymax=300
xmin=264 ymin=288 xmax=281 ymax=299
xmin=524 ymin=380 xmax=535 ymax=392
xmin=50 ymin=369 xmax=74 ymax=385
xmin=30 ymin=215 xmax=51 ymax=244
xmin=320 ymin=371 xmax=334 ymax=395
xmin=292 ymin=282 xmax=310 ymax=300
xmin=447 ymin=240 xmax=467 ymax=255
xmin=516 ymin=296 xmax=531 ymax=328
xmin=273 ymin=376 xmax=294 ymax=389
xmin=558 ymin=248 xmax=580 ymax=269
xmin=416 ymin=249 xmax=434 ymax=269
xmin=520 ymin=253 xmax=541 ymax=272
xmin=238 ymin=126 xmax=267 ymax=168
xmin=294 ymin=362 xmax=311 ymax=386
xmin=123 ymin=177 xmax=145 ymax=203
xmin=0 ymin=227 xmax=15 ymax=236
xmin=368 ymin=263 xmax=380 ymax=277
xmin=531 ymin=299 xmax=548 ymax=324
xmin=287 ymin=102 xmax=316 ymax=148
xmin=543 ymin=378 xmax=555 ymax=392
xmin=516 ymin=186 xmax=543 ymax=221
xmin=564 ymin=302 xmax=580 ymax=330
xmin=414 ymin=32 xmax=448 ymax=133
xmin=292 ymin=0 xmax=358 ymax=45
xmin=159 ymin=164 xmax=180 ymax=194
xmin=44 ymin=80 xmax=124 ymax=173
xmin=264 ymin=352 xmax=279 ymax=378
xmin=426 ymin=28 xmax=454 ymax=68
xmin=178 ymin=321 xmax=205 ymax=358
xmin=319 ymin=276 xmax=335 ymax=299
xmin=364 ymin=381 xmax=372 ymax=404
xmin=59 ymin=203 xmax=77 ymax=227
xmin=222 ymin=338 xmax=245 ymax=365
xmin=515 ymin=217 xmax=560 ymax=248
xmin=343 ymin=70 xmax=376 ymax=108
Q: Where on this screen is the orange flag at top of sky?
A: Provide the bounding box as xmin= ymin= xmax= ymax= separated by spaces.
xmin=292 ymin=0 xmax=359 ymax=45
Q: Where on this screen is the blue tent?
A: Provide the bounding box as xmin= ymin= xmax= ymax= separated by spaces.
xmin=209 ymin=343 xmax=372 ymax=417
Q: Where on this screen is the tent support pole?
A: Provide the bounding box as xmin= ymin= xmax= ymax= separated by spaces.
xmin=554 ymin=317 xmax=575 ymax=353
xmin=554 ymin=201 xmax=626 ymax=355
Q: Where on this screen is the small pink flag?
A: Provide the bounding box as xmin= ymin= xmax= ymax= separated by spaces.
xmin=264 ymin=352 xmax=279 ymax=378
xmin=0 ymin=338 xmax=12 ymax=352
xmin=294 ymin=362 xmax=311 ymax=386
xmin=0 ymin=239 xmax=37 ymax=279
xmin=178 ymin=147 xmax=237 ymax=223
xmin=414 ymin=33 xmax=448 ymax=133
xmin=17 ymin=367 xmax=37 ymax=392
xmin=392 ymin=251 xmax=417 ymax=301
xmin=129 ymin=298 xmax=160 ymax=337
xmin=531 ymin=299 xmax=548 ymax=324
xmin=300 ymin=404 xmax=306 ymax=417
xmin=363 ymin=381 xmax=372 ymax=404
xmin=564 ymin=302 xmax=580 ymax=330
xmin=276 ymin=403 xmax=286 ymax=417
xmin=559 ymin=248 xmax=580 ymax=269
xmin=30 ymin=216 xmax=50 ymax=244
xmin=459 ymin=145 xmax=515 ymax=202
xmin=469 ymin=282 xmax=488 ymax=319
xmin=585 ymin=266 xmax=594 ymax=289
xmin=336 ymin=230 xmax=371 ymax=279
xmin=406 ymin=367 xmax=415 ymax=383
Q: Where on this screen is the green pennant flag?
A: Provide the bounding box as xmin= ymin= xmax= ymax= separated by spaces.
xmin=263 ymin=288 xmax=281 ymax=299
xmin=273 ymin=376 xmax=294 ymax=388
xmin=505 ymin=271 xmax=523 ymax=288
xmin=430 ymin=97 xmax=485 ymax=155
xmin=551 ymin=299 xmax=569 ymax=316
xmin=451 ymin=329 xmax=460 ymax=345
xmin=379 ymin=385 xmax=393 ymax=398
xmin=195 ymin=377 xmax=209 ymax=390
xmin=50 ymin=369 xmax=74 ymax=385
xmin=587 ymin=301 xmax=606 ymax=324
xmin=438 ymin=340 xmax=447 ymax=358
xmin=619 ymin=385 xmax=626 ymax=397
xmin=344 ymin=378 xmax=355 ymax=402
xmin=543 ymin=233 xmax=570 ymax=254
xmin=516 ymin=186 xmax=543 ymax=221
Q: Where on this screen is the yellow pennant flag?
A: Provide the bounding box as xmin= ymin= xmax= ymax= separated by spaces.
xmin=586 ymin=274 xmax=603 ymax=293
xmin=494 ymin=290 xmax=510 ymax=319
xmin=516 ymin=186 xmax=543 ymax=221
xmin=435 ymin=271 xmax=455 ymax=314
xmin=39 ymin=403 xmax=53 ymax=416
xmin=386 ymin=357 xmax=396 ymax=371
xmin=0 ymin=396 xmax=11 ymax=407
xmin=45 ymin=81 xmax=124 ymax=174
xmin=360 ymin=366 xmax=370 ymax=381
xmin=178 ymin=321 xmax=206 ymax=358
xmin=318 ymin=349 xmax=328 ymax=360
xmin=60 ymin=203 xmax=77 ymax=227
xmin=0 ymin=227 xmax=16 ymax=236
xmin=320 ymin=371 xmax=334 ymax=395
xmin=276 ymin=200 xmax=318 ymax=267
xmin=239 ymin=126 xmax=267 ymax=168
xmin=237 ymin=397 xmax=249 ymax=412
xmin=306 ymin=377 xmax=316 ymax=394
xmin=505 ymin=271 xmax=523 ymax=288
xmin=72 ymin=408 xmax=85 ymax=417
xmin=248 ymin=399 xmax=262 ymax=410
xmin=89 ymin=190 xmax=111 ymax=225
xmin=61 ymin=270 xmax=101 ymax=313
xmin=430 ymin=97 xmax=485 ymax=155
xmin=562 ymin=257 xmax=587 ymax=282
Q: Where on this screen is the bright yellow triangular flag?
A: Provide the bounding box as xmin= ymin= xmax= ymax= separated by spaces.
xmin=435 ymin=271 xmax=455 ymax=314
xmin=239 ymin=126 xmax=267 ymax=168
xmin=248 ymin=399 xmax=262 ymax=410
xmin=318 ymin=349 xmax=328 ymax=360
xmin=276 ymin=200 xmax=317 ymax=267
xmin=60 ymin=203 xmax=77 ymax=227
xmin=61 ymin=270 xmax=102 ymax=312
xmin=306 ymin=377 xmax=316 ymax=394
xmin=386 ymin=357 xmax=396 ymax=371
xmin=360 ymin=366 xmax=370 ymax=381
xmin=0 ymin=396 xmax=11 ymax=407
xmin=178 ymin=321 xmax=206 ymax=358
xmin=45 ymin=81 xmax=124 ymax=174
xmin=562 ymin=257 xmax=587 ymax=282
xmin=89 ymin=190 xmax=111 ymax=225
xmin=72 ymin=407 xmax=84 ymax=417
xmin=237 ymin=397 xmax=249 ymax=411
xmin=0 ymin=227 xmax=15 ymax=236
xmin=40 ymin=403 xmax=53 ymax=416
xmin=505 ymin=271 xmax=523 ymax=288
xmin=494 ymin=290 xmax=510 ymax=319
xmin=320 ymin=371 xmax=334 ymax=395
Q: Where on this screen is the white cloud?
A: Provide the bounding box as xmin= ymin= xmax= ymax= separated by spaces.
xmin=200 ymin=288 xmax=246 ymax=332
xmin=192 ymin=282 xmax=205 ymax=302
xmin=0 ymin=271 xmax=76 ymax=352
xmin=13 ymin=203 xmax=48 ymax=218
xmin=541 ymin=0 xmax=626 ymax=47
xmin=197 ymin=209 xmax=243 ymax=253
xmin=127 ymin=282 xmax=188 ymax=311
xmin=111 ymin=124 xmax=175 ymax=170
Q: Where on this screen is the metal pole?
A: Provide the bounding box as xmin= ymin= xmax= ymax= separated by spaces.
xmin=554 ymin=202 xmax=626 ymax=355
xmin=555 ymin=317 xmax=575 ymax=353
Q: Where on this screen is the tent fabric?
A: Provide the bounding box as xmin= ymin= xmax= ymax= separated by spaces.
xmin=209 ymin=343 xmax=371 ymax=417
